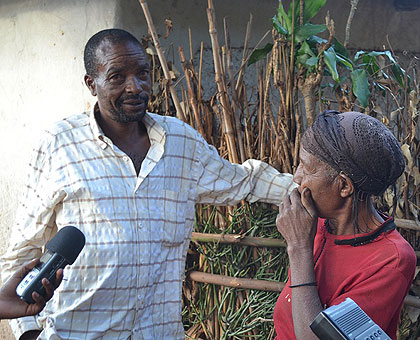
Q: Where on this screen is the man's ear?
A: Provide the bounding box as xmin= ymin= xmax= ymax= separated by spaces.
xmin=338 ymin=172 xmax=354 ymax=198
xmin=84 ymin=74 xmax=97 ymax=96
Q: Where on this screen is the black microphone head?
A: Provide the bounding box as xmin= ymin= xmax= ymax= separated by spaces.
xmin=46 ymin=226 xmax=86 ymax=264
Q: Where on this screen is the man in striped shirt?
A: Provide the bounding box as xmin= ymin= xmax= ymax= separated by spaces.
xmin=1 ymin=29 xmax=295 ymax=340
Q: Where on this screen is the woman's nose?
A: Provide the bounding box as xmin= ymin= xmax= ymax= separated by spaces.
xmin=293 ymin=164 xmax=303 ymax=185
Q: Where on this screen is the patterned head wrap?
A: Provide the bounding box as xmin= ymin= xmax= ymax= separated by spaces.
xmin=301 ymin=110 xmax=405 ymax=196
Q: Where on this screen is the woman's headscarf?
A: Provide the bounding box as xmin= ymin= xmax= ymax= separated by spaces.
xmin=301 ymin=110 xmax=405 ymax=196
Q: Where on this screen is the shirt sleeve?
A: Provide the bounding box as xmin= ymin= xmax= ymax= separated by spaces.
xmin=194 ymin=133 xmax=296 ymax=205
xmin=0 ymin=135 xmax=63 ymax=338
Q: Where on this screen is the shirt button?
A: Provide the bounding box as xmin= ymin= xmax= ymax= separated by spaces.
xmin=123 ymin=156 xmax=129 ymax=162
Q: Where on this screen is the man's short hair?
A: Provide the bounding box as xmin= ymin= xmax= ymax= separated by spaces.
xmin=84 ymin=28 xmax=143 ymax=77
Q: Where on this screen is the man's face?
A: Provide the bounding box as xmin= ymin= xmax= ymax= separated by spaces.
xmin=86 ymin=40 xmax=151 ymax=123
xmin=293 ymin=147 xmax=341 ymax=218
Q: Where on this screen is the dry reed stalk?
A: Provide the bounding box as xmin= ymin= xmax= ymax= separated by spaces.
xmin=207 ymin=0 xmax=239 ymax=164
xmin=188 ymin=27 xmax=193 ymax=61
xmin=235 ymin=14 xmax=252 ymax=93
xmin=224 ymin=18 xmax=246 ymax=163
xmin=206 ymin=285 xmax=215 ymax=339
xmin=234 ymin=29 xmax=271 ymax=94
xmin=299 ymin=0 xmax=304 ymax=26
xmin=257 ymin=67 xmax=265 ymax=160
xmin=138 ymin=0 xmax=186 ymax=122
xmin=266 ymin=43 xmax=294 ymax=172
xmin=287 ymin=1 xmax=296 ymax=125
xmin=179 ymin=47 xmax=206 ymax=137
xmin=293 ymin=98 xmax=304 ymax=165
xmin=243 ymin=86 xmax=254 ymax=160
xmin=262 ymin=57 xmax=273 ymax=163
xmin=213 ymin=289 xmax=220 ymax=339
xmin=198 ymin=41 xmax=204 ymax=101
xmin=185 ymin=323 xmax=201 ymax=339
xmin=281 ymin=41 xmax=293 ymax=135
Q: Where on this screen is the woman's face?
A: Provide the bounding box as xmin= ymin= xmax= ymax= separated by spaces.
xmin=293 ymin=147 xmax=342 ymax=218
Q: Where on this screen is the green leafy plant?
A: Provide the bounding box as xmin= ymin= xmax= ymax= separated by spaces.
xmin=248 ymin=0 xmax=409 ymax=114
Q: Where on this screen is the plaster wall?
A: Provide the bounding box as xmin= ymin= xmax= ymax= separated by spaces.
xmin=0 ymin=0 xmax=118 ymax=337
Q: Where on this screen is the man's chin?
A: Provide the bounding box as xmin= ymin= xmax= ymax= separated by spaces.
xmin=113 ymin=110 xmax=146 ymax=123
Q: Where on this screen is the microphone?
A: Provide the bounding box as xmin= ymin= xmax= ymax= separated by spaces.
xmin=16 ymin=226 xmax=86 ymax=304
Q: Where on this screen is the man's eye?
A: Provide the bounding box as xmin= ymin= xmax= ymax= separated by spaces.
xmin=110 ymin=74 xmax=123 ymax=81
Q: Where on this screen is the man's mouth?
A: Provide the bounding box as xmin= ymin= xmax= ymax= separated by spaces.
xmin=122 ymin=99 xmax=144 ymax=106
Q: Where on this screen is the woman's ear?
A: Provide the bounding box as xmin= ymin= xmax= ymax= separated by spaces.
xmin=84 ymin=74 xmax=97 ymax=96
xmin=338 ymin=172 xmax=354 ymax=198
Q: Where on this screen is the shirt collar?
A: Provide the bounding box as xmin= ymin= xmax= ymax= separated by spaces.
xmin=88 ymin=102 xmax=166 ymax=150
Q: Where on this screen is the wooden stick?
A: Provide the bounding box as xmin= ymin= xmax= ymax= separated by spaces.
xmin=190 ymin=271 xmax=286 ymax=292
xmin=192 ymin=232 xmax=286 ymax=248
xmin=344 ymin=0 xmax=359 ymax=48
xmin=189 ymin=271 xmax=420 ymax=309
xmin=395 ymin=218 xmax=420 ymax=231
xmin=192 ymin=232 xmax=420 ymax=260
xmin=138 ymin=0 xmax=186 ymax=121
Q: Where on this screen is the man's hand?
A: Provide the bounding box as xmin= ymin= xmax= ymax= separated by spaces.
xmin=0 ymin=258 xmax=63 ymax=320
xmin=276 ymin=187 xmax=318 ymax=251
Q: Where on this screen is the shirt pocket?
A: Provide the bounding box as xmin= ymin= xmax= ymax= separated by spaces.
xmin=160 ymin=190 xmax=188 ymax=247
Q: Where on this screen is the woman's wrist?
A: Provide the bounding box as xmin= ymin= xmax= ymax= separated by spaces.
xmin=287 ymin=244 xmax=313 ymax=258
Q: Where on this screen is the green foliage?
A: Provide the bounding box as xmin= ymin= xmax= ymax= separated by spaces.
xmin=272 ymin=15 xmax=288 ymax=35
xmin=247 ymin=43 xmax=274 ymax=66
xmin=297 ymin=41 xmax=318 ymax=69
xmin=294 ymin=23 xmax=326 ymax=43
xmin=324 ymin=47 xmax=339 ymax=82
xmin=350 ymin=69 xmax=370 ymax=108
xmin=247 ymin=0 xmax=410 ymax=109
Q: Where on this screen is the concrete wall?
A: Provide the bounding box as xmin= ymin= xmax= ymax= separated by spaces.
xmin=0 ymin=0 xmax=419 ymax=338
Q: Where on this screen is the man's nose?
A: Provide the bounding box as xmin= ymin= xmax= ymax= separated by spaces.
xmin=125 ymin=76 xmax=142 ymax=94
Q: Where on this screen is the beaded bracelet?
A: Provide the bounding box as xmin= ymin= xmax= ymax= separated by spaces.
xmin=289 ymin=281 xmax=317 ymax=288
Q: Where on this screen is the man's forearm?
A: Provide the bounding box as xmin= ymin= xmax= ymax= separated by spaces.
xmin=288 ymin=247 xmax=323 ymax=340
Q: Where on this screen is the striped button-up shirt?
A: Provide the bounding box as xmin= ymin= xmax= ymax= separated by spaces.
xmin=1 ymin=107 xmax=295 ymax=339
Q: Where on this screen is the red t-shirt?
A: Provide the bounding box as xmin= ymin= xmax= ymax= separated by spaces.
xmin=273 ymin=217 xmax=416 ymax=340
